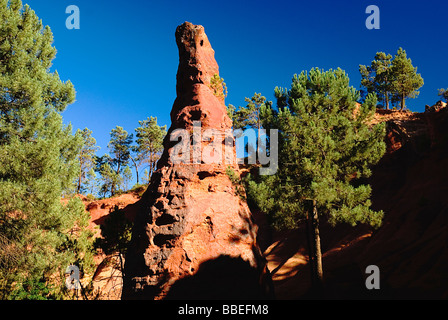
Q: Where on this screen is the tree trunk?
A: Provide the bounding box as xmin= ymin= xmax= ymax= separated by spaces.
xmin=385 ymin=92 xmax=389 ymax=110
xmin=400 ymin=93 xmax=405 ymax=111
xmin=305 ymin=212 xmax=316 ymax=287
xmin=111 ymin=162 xmax=121 ymax=196
xmin=130 ymin=156 xmax=139 ymax=185
xmin=257 ymin=108 xmax=260 ymax=162
xmin=77 ymin=171 xmax=82 ymax=194
xmin=118 ymin=252 xmax=125 ymax=278
xmin=150 ymin=151 xmax=158 ymax=178
xmin=309 ymin=200 xmax=323 ymax=294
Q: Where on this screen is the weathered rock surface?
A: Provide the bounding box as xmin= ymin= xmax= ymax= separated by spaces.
xmin=122 ymin=22 xmax=271 ymax=300
xmin=425 ymin=100 xmax=447 ymax=113
xmin=264 ymin=107 xmax=448 ymax=299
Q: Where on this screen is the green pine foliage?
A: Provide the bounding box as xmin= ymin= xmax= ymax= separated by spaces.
xmin=95 ymin=206 xmax=132 ymax=256
xmin=209 ymin=74 xmax=228 ymax=100
xmin=9 ymin=278 xmax=55 ymax=300
xmin=97 ymin=155 xmax=122 ymax=198
xmin=76 ymin=128 xmax=100 ymax=194
xmin=94 ymin=206 xmax=132 ymax=277
xmin=247 ymin=68 xmax=386 ymax=230
xmin=391 ymin=48 xmax=424 ymax=110
xmin=359 ymin=52 xmax=394 ymax=109
xmin=438 ymin=88 xmax=448 ymax=102
xmin=109 ymin=126 xmax=133 ymax=173
xmin=232 ymin=93 xmax=272 ymax=130
xmin=121 ymin=166 xmax=133 ymax=191
xmin=134 ymin=116 xmax=166 ymax=181
xmin=108 ymin=126 xmax=133 ymax=195
xmin=0 ymin=0 xmax=94 ymax=299
xmin=226 ymin=103 xmax=236 ymax=124
xmin=360 ymin=48 xmax=423 ymax=110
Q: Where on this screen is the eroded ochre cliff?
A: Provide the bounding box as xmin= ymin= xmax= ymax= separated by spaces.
xmin=265 ymin=105 xmax=448 ymax=299
xmin=122 ymin=22 xmax=271 ymax=300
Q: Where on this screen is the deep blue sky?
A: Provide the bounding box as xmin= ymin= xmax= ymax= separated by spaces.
xmin=26 ymin=0 xmax=448 ymax=157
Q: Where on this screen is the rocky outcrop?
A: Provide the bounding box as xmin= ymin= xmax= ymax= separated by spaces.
xmin=122 ymin=22 xmax=271 ymax=300
xmin=425 ymin=100 xmax=446 ymax=113
xmin=372 ymin=109 xmax=437 ymax=154
xmin=357 ymin=106 xmax=448 ymax=298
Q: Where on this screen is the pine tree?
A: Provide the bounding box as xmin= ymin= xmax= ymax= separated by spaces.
xmin=247 ymin=68 xmax=386 ymax=294
xmin=226 ymin=104 xmax=236 ymax=126
xmin=76 ymin=128 xmax=99 ymax=194
xmin=94 ymin=206 xmax=132 ymax=276
xmin=141 ymin=169 xmax=150 ymax=185
xmin=232 ymin=93 xmax=272 ymax=130
xmin=134 ymin=117 xmax=166 ymax=180
xmin=97 ymin=154 xmax=122 ymax=198
xmin=209 ymin=74 xmax=228 ymax=100
xmin=0 ymin=0 xmax=93 ymax=298
xmin=438 ymin=88 xmax=448 ymax=102
xmin=108 ymin=126 xmax=133 ymax=195
xmin=359 ymin=52 xmax=394 ymax=109
xmin=360 ymin=49 xmax=424 ymax=111
xmin=121 ymin=166 xmax=133 ymax=191
xmin=390 ymin=48 xmax=424 ymax=110
xmin=84 ymin=168 xmax=99 ymax=197
xmin=231 ymin=93 xmax=272 ymax=160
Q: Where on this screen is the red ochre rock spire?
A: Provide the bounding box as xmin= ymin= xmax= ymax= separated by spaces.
xmin=122 ymin=22 xmax=272 ymax=300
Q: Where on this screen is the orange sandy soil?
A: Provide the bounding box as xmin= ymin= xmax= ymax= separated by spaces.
xmin=83 ymin=193 xmax=141 ymax=236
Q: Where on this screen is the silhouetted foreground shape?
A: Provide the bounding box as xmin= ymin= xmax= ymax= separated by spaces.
xmin=122 ymin=22 xmax=272 ymax=300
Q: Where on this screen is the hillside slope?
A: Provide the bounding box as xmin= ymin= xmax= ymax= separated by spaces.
xmin=84 ymin=106 xmax=448 ymax=300
xmin=360 ymin=107 xmax=448 ymax=298
xmin=265 ymin=106 xmax=448 ymax=299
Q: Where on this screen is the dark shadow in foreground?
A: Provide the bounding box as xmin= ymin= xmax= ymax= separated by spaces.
xmin=165 ymin=255 xmax=274 ymax=300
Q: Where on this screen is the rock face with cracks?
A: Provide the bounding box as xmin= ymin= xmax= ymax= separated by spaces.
xmin=122 ymin=22 xmax=272 ymax=300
